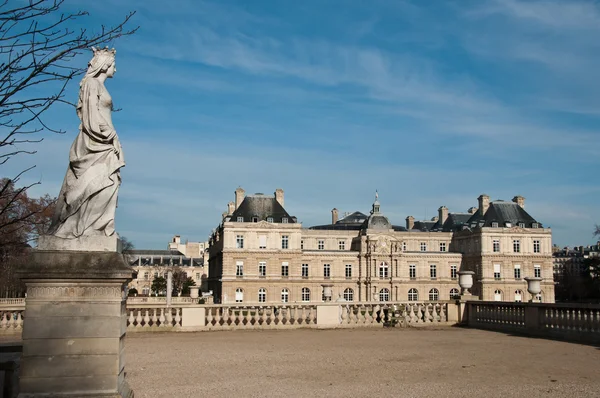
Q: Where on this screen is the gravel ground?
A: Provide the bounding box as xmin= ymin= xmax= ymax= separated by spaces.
xmin=125 ymin=327 xmax=600 ymax=398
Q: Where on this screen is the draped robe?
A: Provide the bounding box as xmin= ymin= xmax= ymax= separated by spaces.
xmin=48 ymin=77 xmax=125 ymax=238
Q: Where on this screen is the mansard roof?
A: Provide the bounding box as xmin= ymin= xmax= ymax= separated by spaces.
xmin=310 ymin=211 xmax=367 ymax=230
xmin=430 ymin=213 xmax=473 ymax=232
xmin=467 ymin=201 xmax=541 ymax=228
xmin=230 ymin=194 xmax=295 ymax=223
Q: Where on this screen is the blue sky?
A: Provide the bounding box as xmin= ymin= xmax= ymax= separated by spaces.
xmin=5 ymin=0 xmax=600 ymax=249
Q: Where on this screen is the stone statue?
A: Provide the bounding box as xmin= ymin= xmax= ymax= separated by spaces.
xmin=48 ymin=47 xmax=124 ymax=239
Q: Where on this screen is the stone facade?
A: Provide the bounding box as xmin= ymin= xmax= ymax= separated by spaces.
xmin=207 ymin=189 xmax=555 ymax=304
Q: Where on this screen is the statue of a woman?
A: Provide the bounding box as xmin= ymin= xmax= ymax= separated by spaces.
xmin=48 ymin=47 xmax=124 ymax=238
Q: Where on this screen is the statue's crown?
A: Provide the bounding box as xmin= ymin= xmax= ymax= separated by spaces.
xmin=91 ymin=46 xmax=116 ymax=57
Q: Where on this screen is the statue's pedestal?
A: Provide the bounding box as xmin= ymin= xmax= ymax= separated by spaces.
xmin=18 ymin=237 xmax=134 ymax=397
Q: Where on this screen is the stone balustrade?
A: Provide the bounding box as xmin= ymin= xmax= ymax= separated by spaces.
xmin=0 ymin=300 xmax=456 ymax=334
xmin=467 ymin=301 xmax=600 ymax=344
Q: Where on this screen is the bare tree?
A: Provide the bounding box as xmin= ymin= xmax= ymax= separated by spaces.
xmin=595 ymin=224 xmax=600 ymax=238
xmin=0 ymin=0 xmax=137 ymax=235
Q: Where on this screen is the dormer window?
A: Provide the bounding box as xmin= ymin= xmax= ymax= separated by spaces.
xmin=237 ymin=216 xmax=244 ymax=222
xmin=518 ymin=222 xmax=525 ymax=228
xmin=532 ymin=223 xmax=539 ymax=229
xmin=252 ymin=216 xmax=259 ymax=223
xmin=267 ymin=217 xmax=274 ymax=223
xmin=505 ymin=222 xmax=512 ymax=227
xmin=491 ymin=222 xmax=499 ymax=228
xmin=282 ymin=217 xmax=288 ymax=223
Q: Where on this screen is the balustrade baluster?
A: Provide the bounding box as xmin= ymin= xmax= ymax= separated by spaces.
xmin=214 ymin=308 xmax=222 ymax=328
xmin=174 ymin=308 xmax=182 ymax=328
xmin=158 ymin=308 xmax=165 ymax=327
xmin=431 ymin=303 xmax=438 ymax=323
xmin=166 ymin=308 xmax=174 ymax=327
xmin=15 ymin=312 xmax=23 ymax=330
xmin=206 ymin=308 xmax=214 ymax=328
xmin=0 ymin=312 xmax=7 ymax=330
xmin=593 ymin=309 xmax=600 ymax=332
xmin=135 ymin=310 xmax=143 ymax=328
xmin=340 ymin=305 xmax=348 ymax=325
xmin=151 ymin=309 xmax=158 ymax=327
xmin=408 ymin=304 xmax=416 ymax=324
xmin=128 ymin=310 xmax=134 ymax=328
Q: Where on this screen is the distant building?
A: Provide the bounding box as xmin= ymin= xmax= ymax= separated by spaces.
xmin=207 ymin=188 xmax=555 ymax=304
xmin=553 ymin=243 xmax=600 ymax=277
xmin=127 ymin=235 xmax=208 ymax=296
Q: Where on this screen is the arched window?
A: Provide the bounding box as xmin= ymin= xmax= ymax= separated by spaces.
xmin=235 ymin=288 xmax=243 ymax=303
xmin=379 ymin=262 xmax=389 ymax=278
xmin=514 ymin=289 xmax=523 ymax=302
xmin=258 ymin=288 xmax=266 ymax=303
xmin=429 ymin=288 xmax=439 ymax=301
xmin=449 ymin=288 xmax=460 ymax=299
xmin=408 ymin=288 xmax=418 ymax=301
xmin=343 ymin=288 xmax=354 ymax=301
xmin=494 ymin=289 xmax=503 ymax=301
xmin=301 ymin=287 xmax=310 ymax=302
xmin=379 ymin=288 xmax=390 ymax=302
xmin=281 ymin=288 xmax=289 ymax=303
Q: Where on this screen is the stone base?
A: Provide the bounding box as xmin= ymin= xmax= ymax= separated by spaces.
xmin=17 ymin=251 xmax=134 ymax=397
xmin=38 ymin=234 xmax=122 ymax=253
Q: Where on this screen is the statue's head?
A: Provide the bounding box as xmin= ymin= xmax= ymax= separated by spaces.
xmin=87 ymin=47 xmax=117 ymax=78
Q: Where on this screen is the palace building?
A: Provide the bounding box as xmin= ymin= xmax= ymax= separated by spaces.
xmin=207 ymin=188 xmax=554 ymax=304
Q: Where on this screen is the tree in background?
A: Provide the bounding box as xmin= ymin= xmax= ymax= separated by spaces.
xmin=150 ymin=276 xmax=167 ymax=297
xmin=0 ymin=178 xmax=55 ymax=296
xmin=0 ymin=0 xmax=137 ymax=239
xmin=171 ymin=269 xmax=196 ymax=296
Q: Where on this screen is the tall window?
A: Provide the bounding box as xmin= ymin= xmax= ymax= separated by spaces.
xmin=258 ymin=288 xmax=266 ymax=303
xmin=301 ymin=263 xmax=309 ymax=278
xmin=282 ymin=217 xmax=288 ymax=223
xmin=236 ymin=261 xmax=244 ymax=277
xmin=409 ymin=264 xmax=416 ymax=279
xmin=143 ymin=272 xmax=149 ymax=281
xmin=449 ymin=288 xmax=460 ymax=299
xmin=237 ymin=216 xmax=244 ymax=222
xmin=494 ymin=289 xmax=502 ymax=301
xmin=281 ymin=262 xmax=289 ymax=277
xmin=345 ymin=264 xmax=352 ymax=279
xmin=533 ymin=240 xmax=540 ymax=253
xmin=344 ymin=288 xmax=354 ymax=301
xmin=301 ymin=287 xmax=310 ymax=302
xmin=154 ymin=271 xmax=159 ymax=278
xmin=300 ymin=240 xmax=304 ymax=250
xmin=493 ymin=240 xmax=500 ymax=252
xmin=408 ymin=288 xmax=418 ymax=301
xmin=514 ymin=264 xmax=521 ymax=280
xmin=235 ymin=288 xmax=243 ymax=303
xmin=534 ymin=264 xmax=541 ymax=278
xmin=236 ymin=235 xmax=244 ymax=249
xmin=338 ymin=240 xmax=345 ymax=250
xmin=379 ymin=288 xmax=390 ymax=302
xmin=513 ymin=240 xmax=520 ymax=253
xmin=259 ymin=235 xmax=267 ymax=249
xmin=323 ymin=263 xmax=331 ymax=279
xmin=281 ymin=288 xmax=289 ymax=303
xmin=429 ymin=288 xmax=439 ymax=301
xmin=281 ymin=235 xmax=289 ymax=249
xmin=514 ymin=289 xmax=523 ymax=302
xmin=494 ymin=264 xmax=501 ymax=280
xmin=450 ymin=265 xmax=457 ymax=279
xmin=258 ymin=261 xmax=266 ymax=277
xmin=318 ymin=240 xmax=325 ymax=250
xmin=379 ymin=262 xmax=389 ymax=278
xmin=402 ymin=242 xmax=407 ymax=251
xmin=420 ymin=242 xmax=427 ymax=252
xmin=267 ymin=217 xmax=273 ymax=223
xmin=430 ymin=264 xmax=437 ymax=279
xmin=439 ymin=242 xmax=447 ymax=252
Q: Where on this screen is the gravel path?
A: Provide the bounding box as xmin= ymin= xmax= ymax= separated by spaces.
xmin=126 ymin=327 xmax=600 ymax=398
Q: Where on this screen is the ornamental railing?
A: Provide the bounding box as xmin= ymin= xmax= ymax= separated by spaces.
xmin=466 ymin=301 xmax=600 ymax=344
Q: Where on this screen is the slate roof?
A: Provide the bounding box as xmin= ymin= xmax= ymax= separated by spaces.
xmin=230 ymin=194 xmax=295 ymax=223
xmin=430 ymin=213 xmax=473 ymax=232
xmin=466 ymin=201 xmax=541 ymax=228
xmin=309 ymin=211 xmax=367 ymax=230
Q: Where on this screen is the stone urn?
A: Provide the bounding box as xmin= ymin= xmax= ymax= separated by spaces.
xmin=524 ymin=277 xmax=542 ymax=302
xmin=322 ymin=284 xmax=333 ymax=302
xmin=458 ymin=271 xmax=475 ymax=295
xmin=189 ymin=286 xmax=200 ymax=299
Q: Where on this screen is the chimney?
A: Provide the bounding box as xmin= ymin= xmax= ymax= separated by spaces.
xmin=512 ymin=195 xmax=525 ymax=209
xmin=406 ymin=216 xmax=415 ymax=230
xmin=438 ymin=206 xmax=448 ymax=224
xmin=274 ymin=188 xmax=284 ymax=208
xmin=431 ymin=216 xmax=439 ymax=222
xmin=477 ymin=194 xmax=490 ymax=215
xmin=467 ymin=207 xmax=478 ymax=215
xmin=227 ymin=201 xmax=235 ymax=215
xmin=235 ymin=187 xmax=245 ymax=210
xmin=332 ymin=208 xmax=339 ymax=224
xmin=173 ymin=235 xmax=181 ymax=244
